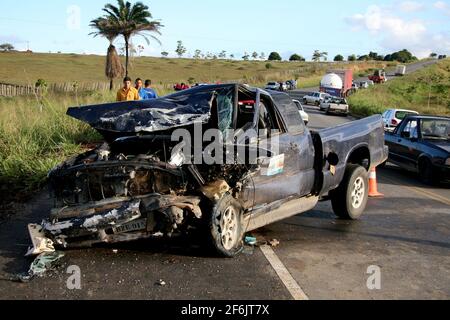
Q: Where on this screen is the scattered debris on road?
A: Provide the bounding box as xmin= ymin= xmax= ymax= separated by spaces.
xmin=245 ymin=236 xmax=257 ymax=246
xmin=157 ymin=279 xmax=167 ymax=287
xmin=269 ymin=239 xmax=280 ymax=248
xmin=18 ymin=251 xmax=65 ymax=282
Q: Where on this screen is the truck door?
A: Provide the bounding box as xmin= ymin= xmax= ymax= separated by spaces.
xmin=237 ymin=91 xmax=314 ymax=208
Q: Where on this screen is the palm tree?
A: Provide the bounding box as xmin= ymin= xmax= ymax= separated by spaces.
xmin=90 ymin=17 xmax=124 ymax=90
xmin=100 ymin=0 xmax=162 ymax=76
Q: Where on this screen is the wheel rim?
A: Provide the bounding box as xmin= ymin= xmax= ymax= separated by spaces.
xmin=219 ymin=207 xmax=239 ymax=251
xmin=351 ymin=177 xmax=365 ymax=209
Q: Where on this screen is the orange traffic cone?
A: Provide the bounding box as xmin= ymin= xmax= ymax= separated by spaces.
xmin=368 ymin=167 xmax=384 ymax=198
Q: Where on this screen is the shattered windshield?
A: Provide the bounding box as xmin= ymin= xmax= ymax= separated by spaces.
xmin=216 ymin=87 xmax=235 ymax=137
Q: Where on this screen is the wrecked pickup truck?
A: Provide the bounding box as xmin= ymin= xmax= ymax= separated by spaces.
xmin=28 ymin=84 xmax=388 ymax=257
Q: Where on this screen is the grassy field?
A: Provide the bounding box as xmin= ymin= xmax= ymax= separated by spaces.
xmin=1 ymin=51 xmax=388 ymax=88
xmin=349 ymin=59 xmax=450 ymax=117
xmin=0 ymin=92 xmax=109 ymax=199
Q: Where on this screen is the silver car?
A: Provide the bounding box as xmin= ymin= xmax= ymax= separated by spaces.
xmin=303 ymin=92 xmax=331 ymax=106
xmin=320 ymin=97 xmax=349 ymax=116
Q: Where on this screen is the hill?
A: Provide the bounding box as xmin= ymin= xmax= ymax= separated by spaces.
xmin=348 ymin=59 xmax=450 ymax=116
xmin=1 ymin=51 xmax=388 ymax=89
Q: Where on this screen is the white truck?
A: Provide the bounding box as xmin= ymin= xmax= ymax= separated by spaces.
xmin=395 ymin=65 xmax=406 ymax=76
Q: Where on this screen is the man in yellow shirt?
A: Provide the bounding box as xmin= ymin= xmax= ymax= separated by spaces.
xmin=116 ymin=77 xmax=140 ymax=102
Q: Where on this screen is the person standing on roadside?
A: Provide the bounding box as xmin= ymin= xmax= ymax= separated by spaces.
xmin=142 ymin=79 xmax=158 ymax=99
xmin=135 ymin=78 xmax=147 ymax=100
xmin=116 ymin=77 xmax=140 ymax=102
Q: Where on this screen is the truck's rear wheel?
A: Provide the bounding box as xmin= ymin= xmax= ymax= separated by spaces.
xmin=330 ymin=164 xmax=368 ymax=220
xmin=207 ymin=194 xmax=244 ymax=257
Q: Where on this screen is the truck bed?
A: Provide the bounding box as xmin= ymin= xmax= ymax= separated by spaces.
xmin=311 ymin=115 xmax=388 ymax=195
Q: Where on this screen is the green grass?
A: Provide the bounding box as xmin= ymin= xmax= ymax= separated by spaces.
xmin=0 ymin=91 xmax=111 ymax=194
xmin=348 ymin=59 xmax=450 ymax=117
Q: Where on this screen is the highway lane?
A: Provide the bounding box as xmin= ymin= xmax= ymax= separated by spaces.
xmin=256 ymin=105 xmax=450 ymax=299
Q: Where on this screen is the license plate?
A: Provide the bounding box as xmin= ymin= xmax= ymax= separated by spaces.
xmin=113 ymin=219 xmax=146 ymax=234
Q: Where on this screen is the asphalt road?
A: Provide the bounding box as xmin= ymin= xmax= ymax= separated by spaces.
xmin=0 ymin=104 xmax=448 ymax=300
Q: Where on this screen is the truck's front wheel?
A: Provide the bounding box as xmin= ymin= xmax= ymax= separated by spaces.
xmin=207 ymin=194 xmax=244 ymax=257
xmin=330 ymin=164 xmax=368 ymax=220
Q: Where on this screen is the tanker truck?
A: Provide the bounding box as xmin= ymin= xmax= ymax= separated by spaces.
xmin=319 ymin=69 xmax=353 ymax=97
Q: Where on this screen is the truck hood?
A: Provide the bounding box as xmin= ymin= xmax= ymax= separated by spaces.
xmin=67 ymin=86 xmax=220 ymax=139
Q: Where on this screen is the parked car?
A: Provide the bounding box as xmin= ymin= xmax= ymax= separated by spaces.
xmin=395 ymin=65 xmax=406 ymax=76
xmin=382 ymin=109 xmax=419 ymax=132
xmin=27 ymin=84 xmax=388 ymax=257
xmin=359 ymin=81 xmax=369 ymax=89
xmin=369 ymin=69 xmax=387 ymax=84
xmin=384 ymin=115 xmax=450 ymax=184
xmin=266 ymin=82 xmax=287 ymax=92
xmin=303 ymin=92 xmax=331 ymax=106
xmin=279 ymin=82 xmax=288 ymax=92
xmin=320 ymin=97 xmax=350 ymax=116
xmin=265 ymin=82 xmax=280 ymax=91
xmin=285 ymin=80 xmax=297 ymax=90
xmin=293 ymin=99 xmax=309 ymax=125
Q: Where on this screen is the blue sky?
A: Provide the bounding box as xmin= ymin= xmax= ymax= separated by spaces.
xmin=1 ymin=0 xmax=449 ymax=59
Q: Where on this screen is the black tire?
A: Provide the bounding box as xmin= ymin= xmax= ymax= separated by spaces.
xmin=418 ymin=158 xmax=435 ymax=184
xmin=330 ymin=164 xmax=369 ymax=220
xmin=303 ymin=99 xmax=308 ymax=105
xmin=316 ymin=101 xmax=321 ymax=106
xmin=207 ymin=193 xmax=244 ymax=257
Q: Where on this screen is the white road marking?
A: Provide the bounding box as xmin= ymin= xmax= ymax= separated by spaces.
xmin=259 ymin=245 xmax=309 ymax=300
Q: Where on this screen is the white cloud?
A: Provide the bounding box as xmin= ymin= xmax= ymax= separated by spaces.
xmin=345 ymin=5 xmax=450 ymax=58
xmin=434 ymin=1 xmax=450 ymax=15
xmin=399 ymin=1 xmax=424 ymax=12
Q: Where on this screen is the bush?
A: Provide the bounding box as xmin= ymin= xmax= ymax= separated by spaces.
xmin=265 ymin=63 xmax=273 ymax=69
